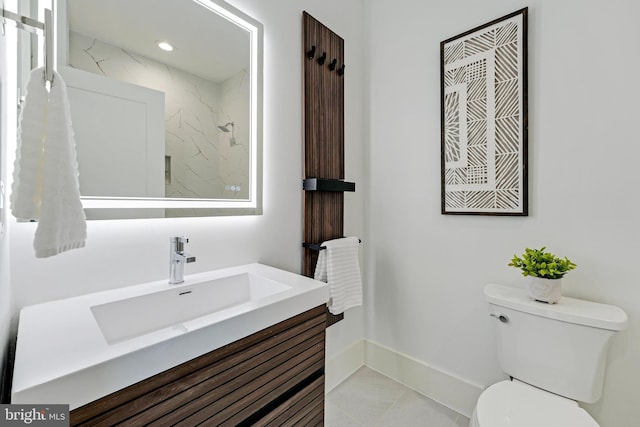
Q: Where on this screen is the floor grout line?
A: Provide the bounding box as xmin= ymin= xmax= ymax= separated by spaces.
xmin=326 ymin=367 xmax=470 ymax=426
xmin=372 ymin=389 xmax=407 ymax=427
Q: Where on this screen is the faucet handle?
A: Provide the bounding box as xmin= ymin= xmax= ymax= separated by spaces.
xmin=170 ymin=236 xmax=190 ymax=254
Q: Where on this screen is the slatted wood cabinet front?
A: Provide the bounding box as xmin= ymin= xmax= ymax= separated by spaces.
xmin=70 ymin=305 xmax=327 ymax=426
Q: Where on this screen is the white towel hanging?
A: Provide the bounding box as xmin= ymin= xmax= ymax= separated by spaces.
xmin=11 ymin=67 xmax=87 ymax=258
xmin=314 ymin=237 xmax=362 ymax=314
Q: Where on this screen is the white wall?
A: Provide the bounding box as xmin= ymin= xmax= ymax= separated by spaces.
xmin=0 ymin=1 xmax=15 ymax=401
xmin=366 ymin=0 xmax=640 ymax=425
xmin=6 ymin=0 xmax=365 ymax=372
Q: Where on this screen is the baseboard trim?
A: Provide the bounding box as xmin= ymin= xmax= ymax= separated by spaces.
xmin=364 ymin=340 xmax=483 ymax=418
xmin=324 ymin=339 xmax=365 ymax=393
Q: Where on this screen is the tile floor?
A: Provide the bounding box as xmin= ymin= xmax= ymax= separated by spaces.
xmin=325 ymin=367 xmax=470 ymax=427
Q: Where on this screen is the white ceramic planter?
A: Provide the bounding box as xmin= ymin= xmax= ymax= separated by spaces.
xmin=527 ymin=277 xmax=562 ymax=304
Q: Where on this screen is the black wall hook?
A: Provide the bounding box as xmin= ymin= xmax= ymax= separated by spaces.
xmin=337 ymin=64 xmax=345 ymax=76
xmin=317 ymin=52 xmax=326 ymax=65
xmin=306 ymin=45 xmax=316 ymax=59
xmin=328 ymin=58 xmax=337 ymax=71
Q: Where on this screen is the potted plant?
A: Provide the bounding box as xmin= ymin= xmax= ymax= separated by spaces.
xmin=508 ymin=247 xmax=577 ymax=303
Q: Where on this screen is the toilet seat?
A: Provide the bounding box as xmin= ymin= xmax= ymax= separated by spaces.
xmin=472 ymin=380 xmax=599 ymax=427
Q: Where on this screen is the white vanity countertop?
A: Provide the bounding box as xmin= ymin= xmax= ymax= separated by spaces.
xmin=11 ymin=263 xmax=329 ymax=410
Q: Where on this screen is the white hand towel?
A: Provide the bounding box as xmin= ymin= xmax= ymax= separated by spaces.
xmin=11 ymin=68 xmax=48 ymax=220
xmin=11 ymin=67 xmax=87 ymax=258
xmin=314 ymin=237 xmax=362 ymax=315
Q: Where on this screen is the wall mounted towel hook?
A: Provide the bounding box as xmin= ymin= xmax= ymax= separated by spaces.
xmin=317 ymin=52 xmax=326 ymax=65
xmin=306 ymin=45 xmax=316 ymax=59
xmin=328 ymin=58 xmax=337 ymax=71
xmin=337 ymin=64 xmax=345 ymax=76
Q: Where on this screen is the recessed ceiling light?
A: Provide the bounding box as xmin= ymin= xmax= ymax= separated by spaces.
xmin=157 ymin=41 xmax=174 ymax=52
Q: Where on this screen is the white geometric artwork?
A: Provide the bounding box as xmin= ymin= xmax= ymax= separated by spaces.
xmin=441 ymin=8 xmax=528 ymax=215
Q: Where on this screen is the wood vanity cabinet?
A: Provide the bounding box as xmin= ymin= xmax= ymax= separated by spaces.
xmin=70 ymin=305 xmax=327 ymax=426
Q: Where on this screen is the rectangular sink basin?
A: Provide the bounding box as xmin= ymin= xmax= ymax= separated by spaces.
xmin=91 ymin=273 xmax=290 ymax=344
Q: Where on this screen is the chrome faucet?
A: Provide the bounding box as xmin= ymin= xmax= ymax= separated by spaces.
xmin=169 ymin=236 xmax=196 ymax=284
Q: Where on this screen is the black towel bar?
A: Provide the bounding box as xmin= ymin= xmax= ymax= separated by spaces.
xmin=302 ymin=238 xmax=361 ymax=251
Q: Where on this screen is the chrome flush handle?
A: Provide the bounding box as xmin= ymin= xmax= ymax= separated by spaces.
xmin=490 ymin=313 xmax=510 ymax=323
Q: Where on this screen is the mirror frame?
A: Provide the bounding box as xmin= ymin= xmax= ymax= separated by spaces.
xmin=54 ymin=0 xmax=263 ymax=217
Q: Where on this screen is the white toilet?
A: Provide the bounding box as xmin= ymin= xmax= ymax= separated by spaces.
xmin=471 ymin=283 xmax=628 ymax=427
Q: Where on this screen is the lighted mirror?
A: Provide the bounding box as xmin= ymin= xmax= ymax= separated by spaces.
xmin=55 ymin=0 xmax=262 ymax=218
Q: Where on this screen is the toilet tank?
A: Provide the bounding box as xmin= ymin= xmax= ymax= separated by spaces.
xmin=484 ymin=284 xmax=627 ymax=403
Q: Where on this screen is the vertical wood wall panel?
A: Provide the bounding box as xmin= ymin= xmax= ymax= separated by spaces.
xmin=303 ymin=13 xmax=344 ymax=180
xmin=302 ymin=12 xmax=346 ymax=326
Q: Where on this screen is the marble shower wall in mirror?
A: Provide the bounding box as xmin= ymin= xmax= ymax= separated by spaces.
xmin=68 ymin=32 xmax=250 ymax=200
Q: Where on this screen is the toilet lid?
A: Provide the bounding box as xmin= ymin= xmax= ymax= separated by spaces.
xmin=475 ymin=380 xmax=599 ymax=427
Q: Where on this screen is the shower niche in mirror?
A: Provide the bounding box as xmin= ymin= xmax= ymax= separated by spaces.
xmin=54 ymin=0 xmax=262 ymax=218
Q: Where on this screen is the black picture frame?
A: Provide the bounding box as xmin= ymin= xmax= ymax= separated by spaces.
xmin=441 ymin=8 xmax=528 ymax=215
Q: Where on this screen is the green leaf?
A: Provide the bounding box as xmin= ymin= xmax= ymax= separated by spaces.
xmin=508 ymin=246 xmax=576 ymax=279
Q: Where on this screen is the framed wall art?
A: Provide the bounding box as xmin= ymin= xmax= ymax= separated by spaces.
xmin=441 ymin=8 xmax=528 ymax=215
